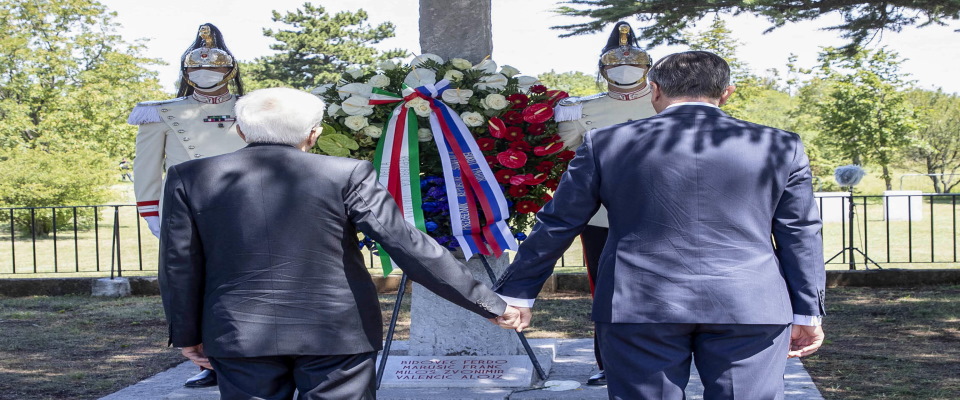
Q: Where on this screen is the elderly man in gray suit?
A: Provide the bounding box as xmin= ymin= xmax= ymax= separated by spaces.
xmin=493 ymin=51 xmax=826 ymax=399
xmin=159 ymin=87 xmax=521 ymax=400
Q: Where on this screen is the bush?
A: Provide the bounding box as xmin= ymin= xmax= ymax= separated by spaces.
xmin=0 ymin=148 xmax=114 ymax=236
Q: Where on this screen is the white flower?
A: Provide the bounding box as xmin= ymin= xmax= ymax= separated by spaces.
xmin=342 ymin=95 xmax=374 ymax=116
xmin=443 ymin=70 xmax=464 ymax=82
xmin=410 ymin=53 xmax=444 ymax=67
xmin=403 ymin=69 xmax=437 ymax=89
xmin=367 ymin=74 xmax=390 ymax=88
xmin=499 ymin=65 xmax=520 ymax=77
xmin=481 ymin=93 xmax=508 ymax=110
xmin=417 ymin=127 xmax=433 ymax=142
xmin=377 ymin=60 xmax=397 ymax=71
xmin=450 ymin=58 xmax=473 ymax=70
xmin=363 ymin=124 xmax=383 ymax=138
xmin=337 ymin=83 xmax=373 ymax=99
xmin=460 ymin=111 xmax=485 ymax=127
xmin=310 ymin=83 xmax=333 ymax=96
xmin=441 ymin=88 xmax=473 ymax=104
xmin=473 ymin=73 xmax=508 ymax=91
xmin=405 ymin=97 xmax=433 ymax=117
xmin=326 ymin=103 xmax=342 ymax=117
xmin=517 ymin=75 xmax=541 ymax=91
xmin=471 ymin=59 xmax=498 ymax=73
xmin=345 ymin=67 xmax=364 ymax=79
xmin=344 ymin=115 xmax=369 ymax=131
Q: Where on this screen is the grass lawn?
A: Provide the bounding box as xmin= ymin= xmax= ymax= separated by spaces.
xmin=1 ymin=287 xmax=958 ymax=399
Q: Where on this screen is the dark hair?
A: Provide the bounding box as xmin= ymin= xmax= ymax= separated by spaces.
xmin=176 ymin=23 xmax=245 ymax=97
xmin=647 ymin=51 xmax=729 ymax=99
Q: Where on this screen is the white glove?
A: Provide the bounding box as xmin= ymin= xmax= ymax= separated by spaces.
xmin=144 ymin=216 xmax=161 ymax=238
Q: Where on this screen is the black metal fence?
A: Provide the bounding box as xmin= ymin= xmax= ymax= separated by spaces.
xmin=1 ymin=193 xmax=957 ymax=277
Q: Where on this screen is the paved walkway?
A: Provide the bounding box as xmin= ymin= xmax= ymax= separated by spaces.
xmin=100 ymin=339 xmax=823 ymax=400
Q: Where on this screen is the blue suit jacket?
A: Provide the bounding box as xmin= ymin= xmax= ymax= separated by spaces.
xmin=494 ymin=105 xmax=825 ymax=324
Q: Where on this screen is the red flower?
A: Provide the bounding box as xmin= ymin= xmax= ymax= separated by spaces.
xmin=495 ymin=169 xmax=515 ymax=183
xmin=503 ymin=126 xmax=525 ymax=142
xmin=527 ymin=173 xmax=548 ymax=185
xmin=510 ymin=173 xmax=548 ymax=186
xmin=529 ymin=85 xmax=547 ymax=94
xmin=503 ymin=110 xmax=523 ymax=125
xmin=522 ymin=103 xmax=553 ymax=124
xmin=541 ymin=193 xmax=553 ymax=203
xmin=506 ymin=93 xmax=530 ymax=109
xmin=526 ymin=123 xmax=546 ymax=136
xmin=515 ymin=200 xmax=542 ymax=214
xmin=485 ymin=155 xmax=499 ymax=166
xmin=535 ymin=161 xmax=555 ymax=172
xmin=476 ymin=138 xmax=496 ymax=152
xmin=533 ymin=141 xmax=564 ymax=156
xmin=545 ymin=90 xmax=570 ymax=107
xmin=557 ymin=150 xmax=576 ymax=162
xmin=487 ymin=117 xmax=507 ymax=138
xmin=545 ymin=179 xmax=559 ymax=190
xmin=508 ymin=185 xmax=530 ymax=197
xmin=509 ymin=140 xmax=533 ymax=152
xmin=497 ymin=149 xmax=528 ymax=169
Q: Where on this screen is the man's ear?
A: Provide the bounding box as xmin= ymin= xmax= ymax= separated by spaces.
xmin=235 ymin=125 xmax=247 ymax=142
xmin=718 ymin=85 xmax=737 ymax=106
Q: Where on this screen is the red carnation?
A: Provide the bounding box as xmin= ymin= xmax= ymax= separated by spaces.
xmin=526 ymin=123 xmax=546 ymax=136
xmin=533 ymin=141 xmax=564 ymax=156
xmin=503 ymin=126 xmax=525 ymax=142
xmin=545 ymin=179 xmax=559 ymax=190
xmin=495 ymin=169 xmax=515 ymax=183
xmin=522 ymin=103 xmax=553 ymax=124
xmin=506 ymin=93 xmax=530 ymax=109
xmin=487 ymin=117 xmax=507 ymax=138
xmin=545 ymin=90 xmax=570 ymax=107
xmin=535 ymin=161 xmax=555 ymax=172
xmin=485 ymin=155 xmax=499 ymax=166
xmin=503 ymin=110 xmax=523 ymax=125
xmin=557 ymin=150 xmax=576 ymax=162
xmin=508 ymin=185 xmax=530 ymax=197
xmin=477 ymin=137 xmax=496 ymax=152
xmin=509 ymin=140 xmax=533 ymax=152
xmin=515 ymin=200 xmax=542 ymax=214
xmin=497 ymin=149 xmax=528 ymax=169
xmin=529 ymin=85 xmax=547 ymax=94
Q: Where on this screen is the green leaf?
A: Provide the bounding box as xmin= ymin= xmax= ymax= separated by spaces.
xmin=316 ymin=133 xmax=360 ymax=157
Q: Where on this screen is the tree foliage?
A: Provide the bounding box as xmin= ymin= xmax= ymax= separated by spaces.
xmin=244 ymin=3 xmax=407 ymax=90
xmin=0 ymin=0 xmax=166 ymax=159
xmin=537 ymin=70 xmax=600 ymax=97
xmin=903 ymin=89 xmax=960 ymax=193
xmin=552 ymin=0 xmax=960 ymax=54
xmin=812 ymin=47 xmax=918 ymax=190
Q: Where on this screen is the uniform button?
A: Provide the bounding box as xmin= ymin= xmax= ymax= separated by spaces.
xmin=172 ymin=122 xmax=180 ymax=126
xmin=586 ymin=121 xmax=593 ymax=125
xmin=167 ymin=116 xmax=175 ymax=120
xmin=182 ymin=137 xmax=190 ymax=141
xmin=628 ymin=119 xmax=634 ymax=122
xmin=160 ymin=108 xmax=168 ymax=112
xmin=581 ymin=114 xmax=587 ymax=118
xmin=194 ymin=154 xmax=202 ymax=158
xmin=178 ymin=130 xmax=185 ymax=133
xmin=188 ymin=145 xmax=195 ymax=149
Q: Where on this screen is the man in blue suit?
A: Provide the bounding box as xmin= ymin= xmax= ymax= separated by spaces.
xmin=493 ymin=51 xmax=826 ymax=399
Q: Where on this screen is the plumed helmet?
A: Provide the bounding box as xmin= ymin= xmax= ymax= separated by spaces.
xmin=181 ymin=23 xmax=235 ymax=68
xmin=599 ymin=22 xmax=652 ymax=68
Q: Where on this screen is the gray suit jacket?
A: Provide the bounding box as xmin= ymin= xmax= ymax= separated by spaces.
xmin=159 ymin=143 xmax=506 ymax=358
xmin=494 ymin=105 xmax=825 ymax=325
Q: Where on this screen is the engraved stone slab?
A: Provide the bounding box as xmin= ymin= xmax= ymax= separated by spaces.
xmin=379 ymin=356 xmax=534 ymax=388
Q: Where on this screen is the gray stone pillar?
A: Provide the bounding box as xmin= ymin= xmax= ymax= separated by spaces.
xmin=418 ymin=0 xmax=493 ymax=63
xmin=409 ymin=253 xmax=523 ymax=356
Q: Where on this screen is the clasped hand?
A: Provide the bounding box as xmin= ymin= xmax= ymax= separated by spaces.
xmin=488 ymin=306 xmax=532 ymax=332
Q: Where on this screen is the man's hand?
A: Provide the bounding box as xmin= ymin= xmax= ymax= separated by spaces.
xmin=181 ymin=344 xmax=212 ymax=370
xmin=788 ymin=325 xmax=824 ymax=358
xmin=489 ymin=306 xmax=521 ymax=331
xmin=144 ymin=216 xmax=161 ymax=238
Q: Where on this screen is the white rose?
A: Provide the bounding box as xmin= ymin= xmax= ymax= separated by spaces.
xmin=342 ymin=95 xmax=374 ymax=116
xmin=326 ymin=103 xmax=342 ymax=117
xmin=481 ymin=93 xmax=508 ymax=110
xmin=443 ymin=70 xmax=464 ymax=82
xmin=450 ymin=58 xmax=473 ymax=70
xmin=410 ymin=53 xmax=444 ymax=67
xmin=471 ymin=59 xmax=498 ymax=74
xmin=405 ymin=97 xmax=433 ymax=117
xmin=473 ymin=73 xmax=508 ymax=91
xmin=441 ymin=88 xmax=473 ymax=104
xmin=344 ymin=115 xmax=369 ymax=131
xmin=345 ymin=67 xmax=364 ymax=79
xmin=337 ymin=82 xmax=373 ymax=99
xmin=417 ymin=127 xmax=433 ymax=142
xmin=363 ymin=124 xmax=383 ymax=138
xmin=499 ymin=65 xmax=520 ymax=77
xmin=367 ymin=74 xmax=390 ymax=88
xmin=517 ymin=76 xmax=541 ymax=91
xmin=377 ymin=60 xmax=397 ymax=71
xmin=460 ymin=111 xmax=485 ymax=127
xmin=404 ymin=69 xmax=437 ymax=89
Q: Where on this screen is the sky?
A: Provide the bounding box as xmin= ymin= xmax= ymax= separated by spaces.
xmin=99 ymin=0 xmax=960 ymax=95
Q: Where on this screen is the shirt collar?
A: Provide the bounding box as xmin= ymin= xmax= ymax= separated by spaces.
xmin=665 ymin=101 xmax=720 ymax=110
xmin=192 ymin=91 xmax=233 ymax=104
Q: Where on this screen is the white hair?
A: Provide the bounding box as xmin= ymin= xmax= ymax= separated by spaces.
xmin=234 ymin=87 xmax=326 ymax=146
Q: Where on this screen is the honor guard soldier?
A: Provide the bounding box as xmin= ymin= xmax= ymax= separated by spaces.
xmin=553 ymin=21 xmax=657 ymax=387
xmin=126 ymin=22 xmax=247 ymax=389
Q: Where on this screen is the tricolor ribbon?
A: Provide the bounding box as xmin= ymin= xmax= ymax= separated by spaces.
xmin=369 ymin=80 xmax=518 ymax=274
